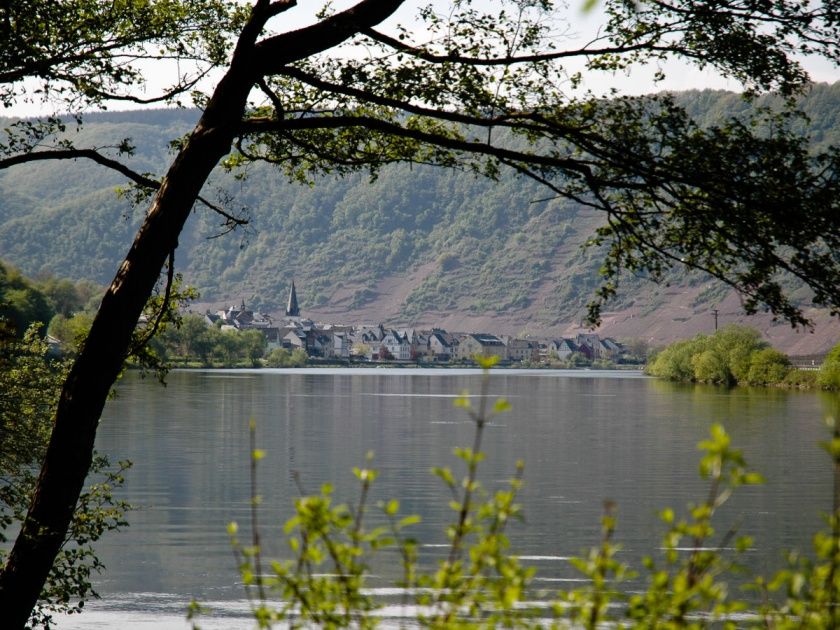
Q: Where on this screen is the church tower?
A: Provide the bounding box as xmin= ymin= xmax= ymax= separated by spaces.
xmin=285 ymin=280 xmax=300 ymax=317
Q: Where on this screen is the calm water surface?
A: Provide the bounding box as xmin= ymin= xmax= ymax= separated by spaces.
xmin=55 ymin=368 xmax=839 ymax=628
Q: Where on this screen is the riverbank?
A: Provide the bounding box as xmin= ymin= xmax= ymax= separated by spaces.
xmin=133 ymin=357 xmax=646 ymax=371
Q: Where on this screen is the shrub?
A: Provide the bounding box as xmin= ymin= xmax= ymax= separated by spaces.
xmin=691 ymin=348 xmax=730 ymax=384
xmin=782 ymin=368 xmax=818 ymax=389
xmin=647 ymin=338 xmax=698 ymax=381
xmin=1 ymin=325 xmax=130 ymax=628
xmin=745 ymin=348 xmax=792 ymax=385
xmin=648 ymin=325 xmax=791 ymax=387
xmin=265 ymin=347 xmax=307 ymax=368
xmin=818 ymin=342 xmax=840 ymax=390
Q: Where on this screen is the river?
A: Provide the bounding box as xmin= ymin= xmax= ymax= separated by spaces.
xmin=53 ymin=368 xmax=838 ymax=628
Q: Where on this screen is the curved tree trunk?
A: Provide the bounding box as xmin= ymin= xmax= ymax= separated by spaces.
xmin=0 ymin=2 xmax=406 ymax=623
xmin=0 ymin=70 xmax=254 ymax=630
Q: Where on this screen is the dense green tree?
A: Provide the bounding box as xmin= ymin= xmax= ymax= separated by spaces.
xmin=0 ymin=262 xmax=54 ymax=337
xmin=0 ymin=326 xmax=128 ymax=628
xmin=265 ymin=346 xmax=307 ymax=368
xmin=1 ymin=287 xmax=52 ymax=336
xmin=35 ymin=279 xmax=78 ymax=319
xmin=691 ymin=349 xmax=730 ymax=385
xmin=3 ymin=1 xmax=840 ymax=626
xmin=153 ymin=314 xmax=272 ymax=366
xmin=745 ymin=348 xmax=792 ymax=386
xmin=47 ymin=312 xmax=94 ymax=354
xmin=713 ymin=325 xmax=764 ymax=384
xmin=240 ymin=329 xmax=268 ymax=366
xmin=818 ymin=342 xmax=840 ymax=391
xmin=648 ymin=325 xmax=792 ymax=386
xmin=36 ymin=277 xmax=100 ymax=319
xmin=649 ymin=338 xmax=697 ymax=382
xmin=164 ymin=313 xmax=215 ymax=364
xmin=265 ymin=346 xmax=291 ymax=367
xmin=211 ymin=329 xmax=243 ymax=365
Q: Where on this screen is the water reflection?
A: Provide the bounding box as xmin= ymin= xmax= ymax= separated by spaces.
xmin=54 ymin=369 xmax=840 ymax=627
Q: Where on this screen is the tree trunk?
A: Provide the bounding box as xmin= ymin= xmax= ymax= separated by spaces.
xmin=0 ymin=67 xmax=254 ymax=630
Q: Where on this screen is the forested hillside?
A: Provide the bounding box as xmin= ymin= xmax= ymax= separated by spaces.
xmin=2 ymin=84 xmax=840 ymax=351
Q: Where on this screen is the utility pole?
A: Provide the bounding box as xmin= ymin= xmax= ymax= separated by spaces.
xmin=712 ymin=308 xmax=719 ymax=331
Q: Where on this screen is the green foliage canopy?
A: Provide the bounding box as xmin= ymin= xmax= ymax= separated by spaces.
xmin=818 ymin=342 xmax=840 ymax=391
xmin=0 ymin=261 xmax=54 ymax=337
xmin=153 ymin=313 xmax=276 ymax=367
xmin=648 ymin=325 xmax=791 ymax=386
xmin=0 ymin=326 xmax=129 ymax=628
xmin=47 ymin=312 xmax=94 ymax=354
xmin=0 ymin=0 xmax=239 ymax=108
xmin=265 ymin=346 xmax=307 ymax=368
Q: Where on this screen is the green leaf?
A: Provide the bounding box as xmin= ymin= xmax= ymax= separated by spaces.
xmin=743 ymin=472 xmax=765 ymax=485
xmin=433 ymin=466 xmax=456 ymax=487
xmin=398 ymin=515 xmax=421 ymax=528
xmin=454 ymin=390 xmax=472 ymax=409
xmin=493 ymin=398 xmax=512 ymax=413
xmin=581 ymin=0 xmax=599 ymax=13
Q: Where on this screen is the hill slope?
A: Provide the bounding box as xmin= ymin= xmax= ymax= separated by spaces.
xmin=2 ymin=85 xmax=840 ymax=353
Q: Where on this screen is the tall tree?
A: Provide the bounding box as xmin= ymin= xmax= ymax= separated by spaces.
xmin=1 ymin=0 xmax=839 ymax=626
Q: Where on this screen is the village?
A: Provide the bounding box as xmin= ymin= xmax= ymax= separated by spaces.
xmin=203 ymin=283 xmax=630 ymax=365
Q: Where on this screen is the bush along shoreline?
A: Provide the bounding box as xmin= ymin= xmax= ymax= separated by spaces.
xmin=645 ymin=324 xmax=837 ymax=390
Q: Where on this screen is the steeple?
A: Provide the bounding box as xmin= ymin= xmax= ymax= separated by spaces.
xmin=285 ymin=280 xmax=300 ymax=317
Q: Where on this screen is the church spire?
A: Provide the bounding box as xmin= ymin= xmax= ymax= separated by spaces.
xmin=286 ymin=280 xmax=300 ymax=317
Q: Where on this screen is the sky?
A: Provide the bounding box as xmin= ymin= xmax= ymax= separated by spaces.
xmin=4 ymin=0 xmax=839 ymax=118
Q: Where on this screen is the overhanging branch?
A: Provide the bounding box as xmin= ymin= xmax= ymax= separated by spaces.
xmin=359 ymin=26 xmax=677 ymax=66
xmin=0 ymin=148 xmax=247 ymax=230
xmin=254 ymin=0 xmax=406 ymax=71
xmin=239 ymin=114 xmax=596 ymax=179
xmin=0 ymin=149 xmax=159 ymax=188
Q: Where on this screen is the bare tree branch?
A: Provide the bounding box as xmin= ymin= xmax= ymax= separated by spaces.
xmin=239 ymin=114 xmax=596 ymax=178
xmin=359 ymin=26 xmax=677 ymax=66
xmin=0 ymin=148 xmax=248 ymax=229
xmin=0 ymin=149 xmax=159 ymax=189
xmin=128 ymin=249 xmax=176 ymax=356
